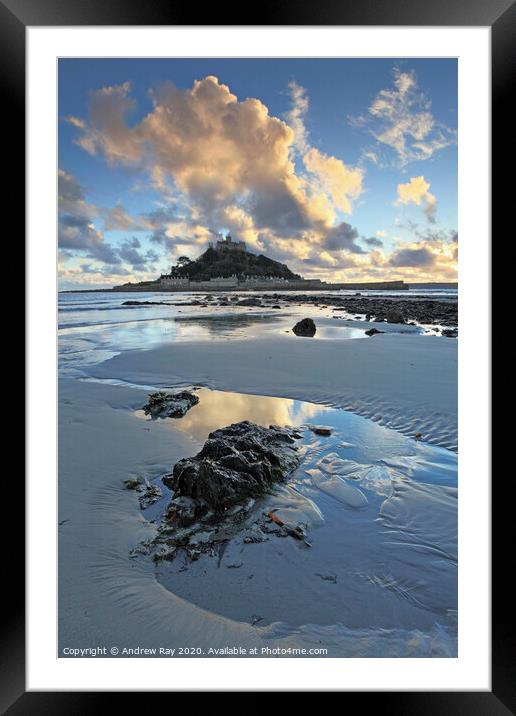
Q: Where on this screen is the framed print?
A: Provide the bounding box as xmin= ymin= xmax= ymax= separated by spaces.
xmin=6 ymin=0 xmax=512 ymax=706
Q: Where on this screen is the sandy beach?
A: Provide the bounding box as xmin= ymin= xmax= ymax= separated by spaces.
xmin=59 ymin=290 xmax=457 ymax=657
xmin=90 ymin=326 xmax=457 ymax=450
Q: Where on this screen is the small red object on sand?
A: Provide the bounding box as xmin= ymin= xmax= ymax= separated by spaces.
xmin=267 ymin=509 xmax=284 ymax=526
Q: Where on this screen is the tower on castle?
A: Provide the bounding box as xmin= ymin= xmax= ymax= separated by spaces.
xmin=209 ymin=233 xmax=246 ymax=252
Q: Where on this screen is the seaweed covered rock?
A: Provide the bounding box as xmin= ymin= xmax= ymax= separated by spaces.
xmin=143 ymin=390 xmax=199 ymax=419
xmin=292 ymin=318 xmax=316 ymax=337
xmin=163 ymin=421 xmax=301 ymax=524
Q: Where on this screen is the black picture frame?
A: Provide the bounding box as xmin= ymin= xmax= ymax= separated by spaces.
xmin=6 ymin=0 xmax=510 ymax=708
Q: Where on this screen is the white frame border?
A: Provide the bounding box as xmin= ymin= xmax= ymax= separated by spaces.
xmin=27 ymin=26 xmax=490 ymax=691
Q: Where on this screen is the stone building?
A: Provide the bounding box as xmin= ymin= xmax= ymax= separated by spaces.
xmin=159 ymin=275 xmax=190 ymax=288
xmin=209 ymin=234 xmax=247 ymax=253
xmin=190 ymin=275 xmax=239 ymax=289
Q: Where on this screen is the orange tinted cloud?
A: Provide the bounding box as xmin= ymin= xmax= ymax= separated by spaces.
xmin=68 ymin=76 xmax=363 ymax=241
xmin=396 ymin=175 xmax=437 ymax=222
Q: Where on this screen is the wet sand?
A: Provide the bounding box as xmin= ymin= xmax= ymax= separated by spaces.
xmin=59 ymin=379 xmax=457 ymax=657
xmin=58 ymin=294 xmax=457 ymax=657
xmin=90 ymin=330 xmax=457 ymax=451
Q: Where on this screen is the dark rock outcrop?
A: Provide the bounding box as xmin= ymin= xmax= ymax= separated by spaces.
xmin=365 ymin=328 xmax=384 ymax=337
xmin=292 ymin=318 xmax=316 ymax=337
xmin=143 ymin=391 xmax=199 ymax=419
xmin=237 ymin=297 xmax=262 ymax=307
xmin=308 ymin=425 xmax=332 ymax=436
xmin=442 ymin=328 xmax=458 ymax=338
xmin=162 ymin=421 xmax=301 ymax=524
xmin=257 ymin=293 xmax=457 ymax=327
xmin=386 ymin=309 xmax=405 ymax=324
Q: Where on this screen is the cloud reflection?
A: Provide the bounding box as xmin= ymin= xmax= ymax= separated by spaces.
xmin=150 ymin=388 xmax=327 ymax=443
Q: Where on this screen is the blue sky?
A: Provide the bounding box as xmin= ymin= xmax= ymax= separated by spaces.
xmin=58 ymin=58 xmax=457 ymax=288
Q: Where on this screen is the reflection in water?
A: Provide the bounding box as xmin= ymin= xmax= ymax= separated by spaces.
xmin=300 ymin=324 xmax=365 ymax=341
xmin=136 ymin=388 xmax=325 ymax=443
xmin=174 ymin=313 xmax=282 ymax=340
xmin=143 ymin=386 xmax=457 ymax=647
xmin=135 ymin=386 xmax=442 ymax=466
xmin=59 ymin=314 xmax=286 ymax=375
xmin=175 ymin=313 xmax=277 ymax=326
xmin=175 ymin=315 xmax=366 ymax=341
xmin=59 ymin=310 xmax=368 ymax=377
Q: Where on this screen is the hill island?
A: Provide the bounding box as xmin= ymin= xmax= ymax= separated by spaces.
xmin=112 ymin=235 xmax=407 ymax=292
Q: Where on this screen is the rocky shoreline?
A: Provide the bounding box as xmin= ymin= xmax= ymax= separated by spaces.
xmin=264 ymin=293 xmax=458 ymax=327
xmin=121 ymin=292 xmax=457 ymax=327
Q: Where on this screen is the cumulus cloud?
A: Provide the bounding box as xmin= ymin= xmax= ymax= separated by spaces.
xmin=80 ymin=262 xmax=131 ymax=277
xmin=63 ymin=74 xmax=457 ymax=286
xmin=58 ymin=169 xmax=121 ymax=264
xmin=384 ymin=237 xmax=457 ymax=278
xmin=68 ymin=75 xmax=364 ymax=251
xmin=363 ymin=236 xmax=383 ymax=248
xmin=68 ymin=81 xmax=139 ymax=163
xmin=327 ymin=239 xmax=455 ymax=282
xmin=101 ymin=203 xmax=154 ymax=232
xmin=116 ymin=237 xmax=152 ymax=269
xmin=323 ymin=222 xmax=365 ymax=254
xmin=58 ymin=260 xmax=163 ymax=290
xmin=284 ymin=81 xmax=364 ymax=217
xmin=389 ymin=245 xmax=435 ymax=267
xmin=351 ymin=68 xmax=455 ymax=167
xmin=70 ymin=78 xmax=307 ymax=226
xmin=58 ymin=168 xmax=94 ymax=214
xmin=303 ymin=148 xmax=363 ymax=215
xmin=297 ymin=233 xmax=457 ymax=282
xmin=396 ymin=175 xmax=437 ymax=222
xmin=58 ymin=169 xmax=164 ymax=273
xmin=285 ymin=80 xmax=310 ymax=154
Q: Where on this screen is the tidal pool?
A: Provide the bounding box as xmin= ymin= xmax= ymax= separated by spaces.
xmin=134 ymin=387 xmax=457 ymax=652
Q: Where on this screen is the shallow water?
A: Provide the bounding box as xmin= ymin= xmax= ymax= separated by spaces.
xmin=134 ymin=387 xmax=457 ymax=648
xmin=58 ymin=296 xmax=374 ymax=376
xmin=59 ymin=291 xmax=452 ymax=379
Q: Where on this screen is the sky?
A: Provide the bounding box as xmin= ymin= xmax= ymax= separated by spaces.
xmin=58 ymin=58 xmax=458 ymax=289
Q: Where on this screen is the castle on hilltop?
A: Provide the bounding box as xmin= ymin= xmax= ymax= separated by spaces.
xmin=208 ymin=233 xmax=247 ymax=253
xmin=133 ymin=231 xmax=409 ymax=292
